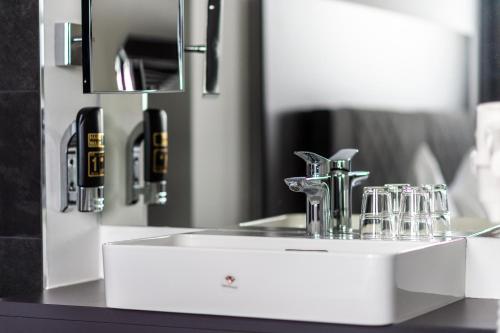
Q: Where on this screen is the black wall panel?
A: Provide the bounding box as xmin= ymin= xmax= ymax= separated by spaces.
xmin=0 ymin=0 xmax=42 ymax=297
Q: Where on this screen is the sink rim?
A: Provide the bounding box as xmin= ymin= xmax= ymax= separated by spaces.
xmin=103 ymin=232 xmax=465 ymax=259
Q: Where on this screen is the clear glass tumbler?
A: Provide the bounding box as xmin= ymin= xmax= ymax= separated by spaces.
xmin=385 ymin=184 xmax=410 ymax=235
xmin=398 ymin=186 xmax=433 ymax=240
xmin=360 ymin=187 xmax=394 ymax=239
xmin=423 ymin=184 xmax=451 ymax=237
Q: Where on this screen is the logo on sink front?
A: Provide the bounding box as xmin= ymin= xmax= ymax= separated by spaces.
xmin=222 ymin=275 xmax=238 ymax=289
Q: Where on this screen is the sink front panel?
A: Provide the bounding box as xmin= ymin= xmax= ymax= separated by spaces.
xmin=103 ymin=235 xmax=465 ymax=325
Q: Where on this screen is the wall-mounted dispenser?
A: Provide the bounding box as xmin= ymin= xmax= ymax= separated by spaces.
xmin=60 ymin=107 xmax=105 ymax=213
xmin=126 ymin=109 xmax=168 ymax=206
xmin=55 ymin=0 xmax=223 ymax=95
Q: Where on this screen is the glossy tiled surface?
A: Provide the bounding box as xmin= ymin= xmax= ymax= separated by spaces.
xmin=0 ymin=237 xmax=42 ymax=297
xmin=0 ymin=92 xmax=41 ymax=237
xmin=0 ymin=0 xmax=42 ymax=297
xmin=0 ymin=0 xmax=39 ymax=91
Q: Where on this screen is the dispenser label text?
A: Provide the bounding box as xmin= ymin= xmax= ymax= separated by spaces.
xmin=88 ymin=133 xmax=105 ymax=148
xmin=88 ymin=151 xmax=105 ymax=177
xmin=153 ymin=148 xmax=168 ymax=174
xmin=153 ymin=132 xmax=168 ymax=147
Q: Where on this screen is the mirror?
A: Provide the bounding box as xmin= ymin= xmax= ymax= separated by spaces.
xmin=261 ymin=0 xmax=479 ymax=223
xmin=102 ymin=0 xmax=498 ymax=236
xmin=82 ymin=0 xmax=184 ymax=93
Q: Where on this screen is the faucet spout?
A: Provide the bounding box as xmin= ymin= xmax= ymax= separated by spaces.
xmin=350 ymin=171 xmax=370 ymax=187
xmin=285 ymin=177 xmax=331 ymax=238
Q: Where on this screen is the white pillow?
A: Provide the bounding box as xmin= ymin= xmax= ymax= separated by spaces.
xmin=448 ymin=150 xmax=487 ymax=218
xmin=407 ymin=143 xmax=459 ymax=216
xmin=408 ymin=143 xmax=446 ymax=185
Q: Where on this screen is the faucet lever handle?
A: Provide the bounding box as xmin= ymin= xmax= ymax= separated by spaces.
xmin=294 ymin=151 xmax=330 ymax=178
xmin=330 ymin=149 xmax=359 ymax=171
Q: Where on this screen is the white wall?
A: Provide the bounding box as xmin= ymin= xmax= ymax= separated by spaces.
xmin=346 ymin=0 xmax=480 ymax=111
xmin=347 ymin=0 xmax=478 ymax=35
xmin=263 ymin=0 xmax=476 ymax=115
xmin=43 ymin=0 xmax=102 ymax=288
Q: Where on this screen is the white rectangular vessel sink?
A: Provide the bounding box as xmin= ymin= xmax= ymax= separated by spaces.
xmin=103 ymin=233 xmax=465 ymax=326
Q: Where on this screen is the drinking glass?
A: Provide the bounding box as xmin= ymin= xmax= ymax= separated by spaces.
xmin=398 ymin=186 xmax=433 ymax=240
xmin=385 ymin=184 xmax=410 ymax=234
xmin=360 ymin=187 xmax=394 ymax=239
xmin=423 ymin=184 xmax=451 ymax=237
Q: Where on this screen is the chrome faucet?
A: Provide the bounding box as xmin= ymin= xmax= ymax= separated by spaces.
xmin=285 ymin=152 xmax=331 ymax=238
xmin=285 ymin=149 xmax=369 ymax=237
xmin=329 ymin=149 xmax=370 ymax=234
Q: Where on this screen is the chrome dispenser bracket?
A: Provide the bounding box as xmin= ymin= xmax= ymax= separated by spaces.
xmin=60 ymin=121 xmax=77 ymax=212
xmin=55 ymin=23 xmax=83 ymax=66
xmin=126 ymin=122 xmax=145 ymax=205
xmin=185 ymin=0 xmax=223 ymax=95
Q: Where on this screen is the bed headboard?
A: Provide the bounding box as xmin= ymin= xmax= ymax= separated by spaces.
xmin=263 ymin=109 xmax=474 ymax=216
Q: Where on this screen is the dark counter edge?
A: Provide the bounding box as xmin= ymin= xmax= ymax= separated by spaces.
xmin=0 ymin=280 xmax=497 ymax=333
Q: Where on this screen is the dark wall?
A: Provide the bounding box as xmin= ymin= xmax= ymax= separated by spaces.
xmin=0 ymin=0 xmax=42 ymax=297
xmin=480 ymin=0 xmax=500 ymax=102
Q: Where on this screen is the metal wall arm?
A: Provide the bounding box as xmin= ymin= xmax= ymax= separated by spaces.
xmin=185 ymin=0 xmax=223 ymax=95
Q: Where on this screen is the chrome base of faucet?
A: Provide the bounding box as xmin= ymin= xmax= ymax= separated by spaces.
xmin=331 ymin=225 xmax=353 ymax=235
xmin=286 ymin=149 xmax=370 ymax=238
xmin=307 ymin=231 xmax=357 ymax=240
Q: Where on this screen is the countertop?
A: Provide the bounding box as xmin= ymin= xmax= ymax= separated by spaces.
xmin=0 ymin=280 xmax=498 ymax=333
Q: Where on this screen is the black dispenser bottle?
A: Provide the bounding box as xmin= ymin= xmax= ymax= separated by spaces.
xmin=126 ymin=109 xmax=168 ymax=206
xmin=76 ymin=107 xmax=105 ymax=212
xmin=143 ymin=109 xmax=168 ymax=203
xmin=60 ymin=107 xmax=105 ymax=213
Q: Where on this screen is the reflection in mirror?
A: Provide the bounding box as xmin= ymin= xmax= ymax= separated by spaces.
xmin=260 ymin=0 xmax=487 ymax=232
xmin=114 ymin=37 xmax=181 ymax=92
xmin=105 ymin=0 xmax=499 ymax=237
xmin=82 ymin=0 xmax=184 ymax=93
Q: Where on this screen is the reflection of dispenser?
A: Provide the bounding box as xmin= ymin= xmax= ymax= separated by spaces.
xmin=61 ymin=107 xmax=105 ymax=213
xmin=126 ymin=109 xmax=168 ymax=206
